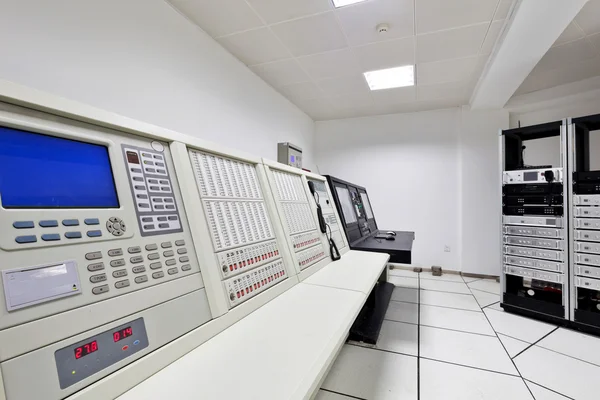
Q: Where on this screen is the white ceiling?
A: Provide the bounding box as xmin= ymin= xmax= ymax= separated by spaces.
xmin=515 ymin=0 xmax=600 ymax=96
xmin=168 ymin=0 xmax=512 ymax=120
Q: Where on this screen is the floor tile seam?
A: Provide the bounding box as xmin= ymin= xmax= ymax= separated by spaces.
xmin=419 ymin=322 xmax=496 ymax=337
xmin=419 ymin=356 xmax=522 ymax=378
xmin=512 ymin=327 xmax=559 ymax=360
xmin=319 ymin=388 xmax=368 ymax=400
xmin=523 ymin=379 xmax=576 ymax=400
xmin=469 ymin=287 xmax=502 ymax=296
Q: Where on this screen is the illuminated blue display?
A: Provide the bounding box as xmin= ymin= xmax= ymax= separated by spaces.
xmin=0 ymin=126 xmax=119 ymax=208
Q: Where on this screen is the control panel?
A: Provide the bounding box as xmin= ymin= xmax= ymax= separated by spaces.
xmin=308 ymin=178 xmax=347 ymax=252
xmin=189 ymin=149 xmax=287 ymax=308
xmin=502 ymin=168 xmax=563 ymax=184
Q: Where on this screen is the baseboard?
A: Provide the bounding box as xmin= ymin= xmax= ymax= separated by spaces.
xmin=388 ymin=263 xmax=499 ymax=281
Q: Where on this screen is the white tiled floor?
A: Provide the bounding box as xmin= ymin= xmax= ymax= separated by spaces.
xmin=316 ymin=270 xmax=600 ymax=400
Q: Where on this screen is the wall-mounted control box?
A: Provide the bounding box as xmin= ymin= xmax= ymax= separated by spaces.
xmin=277 ymin=142 xmax=302 ymax=169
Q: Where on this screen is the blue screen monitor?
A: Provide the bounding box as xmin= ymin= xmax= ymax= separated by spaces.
xmin=0 ymin=126 xmax=120 ymax=208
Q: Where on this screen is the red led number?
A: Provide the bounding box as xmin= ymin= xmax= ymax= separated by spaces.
xmin=74 ymin=340 xmax=98 ymax=359
xmin=75 ymin=347 xmax=82 ymax=359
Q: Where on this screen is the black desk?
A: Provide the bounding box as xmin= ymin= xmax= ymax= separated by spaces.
xmin=351 ymin=230 xmax=415 ymax=263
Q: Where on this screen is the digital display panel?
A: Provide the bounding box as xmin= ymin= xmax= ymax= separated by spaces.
xmin=336 ymin=186 xmax=357 ymax=224
xmin=360 ymin=192 xmax=374 ymax=220
xmin=523 ymin=171 xmax=538 ymax=181
xmin=0 ymin=126 xmax=119 ymax=208
xmin=74 ymin=341 xmax=98 ymax=359
xmin=113 ymin=326 xmax=133 ymax=342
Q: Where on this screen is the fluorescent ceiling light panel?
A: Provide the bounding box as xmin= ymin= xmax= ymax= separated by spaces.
xmin=333 ymin=0 xmax=368 ymax=8
xmin=363 ymin=65 xmax=415 ymax=91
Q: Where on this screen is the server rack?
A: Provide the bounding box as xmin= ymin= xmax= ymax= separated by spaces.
xmin=500 ymin=121 xmax=570 ymax=324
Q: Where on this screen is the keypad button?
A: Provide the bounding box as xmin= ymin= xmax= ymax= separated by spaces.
xmin=133 ymin=176 xmax=143 ymax=182
xmin=147 ymin=253 xmax=160 ymax=260
xmin=134 ymin=185 xmax=146 ymax=190
xmin=131 ymin=168 xmax=142 ymax=173
xmin=90 ymin=274 xmax=107 ymax=283
xmin=158 ymin=223 xmax=169 ymax=228
xmin=179 ymin=256 xmax=189 ymax=263
xmin=177 ymin=248 xmax=188 ymax=255
xmin=161 ymin=242 xmax=172 ymax=248
xmin=113 ymin=269 xmax=128 ymax=278
xmin=157 ymin=216 xmax=168 ymax=222
xmin=41 ymin=234 xmax=61 ymax=241
xmin=164 ymin=198 xmax=173 ymax=203
xmin=135 ymin=275 xmax=148 ymax=284
xmin=152 ymin=271 xmax=165 ymax=279
xmin=181 ymin=264 xmax=192 ymax=271
xmin=160 ymin=187 xmax=169 ymax=191
xmin=13 ymin=221 xmax=34 ymax=229
xmin=148 ymin=179 xmax=159 ymax=184
xmin=137 ymin=194 xmax=149 ymax=200
xmin=65 ymin=232 xmax=82 ymax=239
xmin=163 ymin=250 xmax=174 ymax=257
xmin=128 ymin=246 xmax=142 ymax=254
xmin=85 ymin=251 xmax=103 ymax=260
xmin=145 ymin=243 xmax=158 ymax=251
xmin=142 ymin=152 xmax=152 ymax=157
xmin=88 ymin=262 xmax=105 ymax=272
xmin=115 ymin=279 xmax=130 ymax=289
xmin=175 ymin=240 xmax=186 ymax=246
xmin=153 ymin=198 xmax=163 ymax=203
xmin=165 ymin=205 xmax=175 ymax=210
xmin=146 ymin=168 xmax=156 ymax=173
xmin=39 ymin=220 xmax=58 ymax=228
xmin=110 ymin=259 xmax=126 ymax=268
xmin=144 ymin=224 xmax=155 ymax=230
xmin=130 ymin=256 xmax=144 ymax=264
xmin=108 ymin=248 xmax=124 ymax=257
xmin=168 ymin=216 xmax=178 ymax=221
xmin=138 ymin=203 xmax=150 ymax=208
xmin=155 ymin=205 xmax=165 ymax=210
xmin=132 ymin=265 xmax=146 ymax=274
xmin=92 ymin=285 xmax=109 ymax=295
xmin=87 ymin=230 xmax=102 ymax=238
xmin=62 ymin=219 xmax=79 ymax=227
xmin=150 ymin=262 xmax=162 ymax=270
xmin=157 ymin=169 xmax=166 ymax=174
xmin=149 ymin=186 xmax=160 ymax=191
xmin=141 ymin=217 xmax=153 ymax=223
xmin=165 ymin=259 xmax=176 ymax=266
xmin=84 ymin=218 xmax=100 ymax=225
xmin=153 ymin=154 xmax=163 ymax=160
xmin=168 ymin=268 xmax=178 ymax=275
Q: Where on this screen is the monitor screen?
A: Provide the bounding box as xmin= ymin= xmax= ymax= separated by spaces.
xmin=335 ymin=186 xmax=357 ymax=224
xmin=0 ymin=126 xmax=119 ymax=208
xmin=360 ymin=192 xmax=374 ymax=220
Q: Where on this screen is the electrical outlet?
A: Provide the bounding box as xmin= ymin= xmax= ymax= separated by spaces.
xmin=444 ymin=246 xmax=451 ymax=252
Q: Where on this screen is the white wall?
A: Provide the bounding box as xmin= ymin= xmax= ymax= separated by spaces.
xmin=0 ymin=0 xmax=315 ymax=167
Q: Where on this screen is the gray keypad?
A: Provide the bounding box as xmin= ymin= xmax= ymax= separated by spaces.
xmin=128 ymin=246 xmax=142 ymax=254
xmin=181 ymin=264 xmax=191 ymax=271
xmin=135 ymin=275 xmax=148 ymax=284
xmin=179 ymin=256 xmax=189 ymax=263
xmin=150 ymin=262 xmax=162 ymax=270
xmin=168 ymin=268 xmax=178 ymax=275
xmin=163 ymin=250 xmax=174 ymax=257
xmin=152 ymin=271 xmax=165 ymax=279
xmin=110 ymin=259 xmax=126 ymax=268
xmin=130 ymin=256 xmax=144 ymax=264
xmin=90 ymin=274 xmax=107 ymax=283
xmin=88 ymin=262 xmax=105 ymax=272
xmin=145 ymin=243 xmax=158 ymax=251
xmin=147 ymin=253 xmax=160 ymax=260
xmin=175 ymin=240 xmax=185 ymax=246
xmin=161 ymin=242 xmax=172 ymax=248
xmin=92 ymin=285 xmax=109 ymax=295
xmin=115 ymin=279 xmax=130 ymax=289
xmin=85 ymin=251 xmax=103 ymax=260
xmin=113 ymin=269 xmax=128 ymax=278
xmin=177 ymin=248 xmax=188 ymax=255
xmin=165 ymin=259 xmax=176 ymax=266
xmin=132 ymin=266 xmax=146 ymax=274
xmin=108 ymin=248 xmax=124 ymax=257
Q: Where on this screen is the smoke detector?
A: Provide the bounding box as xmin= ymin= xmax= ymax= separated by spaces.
xmin=376 ymin=23 xmax=389 ymax=35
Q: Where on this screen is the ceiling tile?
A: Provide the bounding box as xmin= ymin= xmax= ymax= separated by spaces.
xmin=250 ymin=58 xmax=309 ymax=86
xmin=292 ymin=97 xmax=338 ymax=120
xmin=353 ymin=37 xmax=415 ymax=72
xmin=417 ymin=56 xmax=480 ymax=85
xmin=416 ymin=23 xmax=489 ymax=63
xmin=416 ymin=0 xmax=497 ymax=34
xmin=335 ymin=0 xmax=414 ymax=46
xmin=317 ymin=75 xmax=371 ymax=96
xmin=535 ymin=38 xmax=598 ymax=73
xmin=554 ymin=22 xmax=586 ymax=46
xmin=297 ymin=48 xmax=362 ymax=80
xmin=494 ymin=0 xmax=513 ymax=21
xmin=170 ymin=0 xmax=263 ymax=37
xmin=217 ymin=28 xmax=289 ymax=66
xmin=481 ymin=20 xmax=505 ymax=55
xmin=279 ymin=81 xmax=323 ymax=100
xmin=270 ymin=12 xmax=347 ymax=56
xmin=417 ymin=81 xmax=469 ymax=102
xmin=575 ymin=0 xmax=600 ymax=36
xmin=330 ymin=92 xmax=374 ymax=110
xmin=246 ymin=0 xmax=333 ymax=24
xmin=370 ymin=86 xmax=417 ymax=105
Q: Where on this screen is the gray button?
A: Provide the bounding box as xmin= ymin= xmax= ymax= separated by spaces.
xmin=65 ymin=232 xmax=82 ymax=239
xmin=135 ymin=275 xmax=148 ymax=284
xmin=175 ymin=240 xmax=185 ymax=246
xmin=110 ymin=259 xmax=126 ymax=268
xmin=113 ymin=269 xmax=128 ymax=278
xmin=164 ymin=198 xmax=173 ymax=203
xmin=130 ymin=256 xmax=144 ymax=264
xmin=88 ymin=262 xmax=105 ymax=272
xmin=165 ymin=259 xmax=176 ymax=266
xmin=155 ymin=205 xmax=165 ymax=210
xmin=87 ymin=230 xmax=102 ymax=238
xmin=177 ymin=248 xmax=188 ymax=255
xmin=142 ymin=152 xmax=152 ymax=157
xmin=150 ymin=262 xmax=162 ymax=270
xmin=62 ymin=219 xmax=79 ymax=226
xmin=148 ymin=179 xmax=159 ymax=184
xmin=181 ymin=264 xmax=191 ymax=271
xmin=165 ymin=205 xmax=175 ymax=210
xmin=134 ymin=185 xmax=146 ymax=190
xmin=109 ymin=217 xmax=119 ymax=223
xmin=149 ymin=186 xmax=160 ymax=191
xmin=114 ymin=223 xmax=121 ymax=230
xmin=41 ymin=233 xmax=61 ymax=241
xmin=108 ymin=248 xmax=123 ymax=257
xmin=157 ymin=163 xmax=165 ymax=167
xmin=160 ymin=187 xmax=170 ymax=191
xmin=131 ymin=168 xmax=142 ymax=173
xmin=115 ymin=279 xmax=130 ymax=289
xmin=144 ymin=224 xmax=155 ymax=230
xmin=179 ymin=256 xmax=189 ymax=263
xmin=13 ymin=221 xmax=34 ymax=229
xmin=157 ymin=216 xmax=168 ymax=222
xmin=141 ymin=217 xmax=153 ymax=223
xmin=144 ymin=160 xmax=155 ymax=165
xmin=90 ymin=274 xmax=107 ymax=283
xmin=158 ymin=223 xmax=169 ymax=228
xmin=132 ymin=265 xmax=146 ymax=274
xmin=168 ymin=216 xmax=178 ymax=221
xmin=92 ymin=285 xmax=109 ymax=295
xmin=84 ymin=218 xmax=100 ymax=225
xmin=153 ymin=197 xmax=163 ymax=203
xmin=168 ymin=268 xmax=178 ymax=275
xmin=145 ymin=243 xmax=158 ymax=251
xmin=137 ymin=194 xmax=148 ymax=200
xmin=133 ymin=176 xmax=143 ymax=182
xmin=147 ymin=253 xmax=160 ymax=260
xmin=128 ymin=246 xmax=141 ymax=254
xmin=85 ymin=251 xmax=103 ymax=260
xmin=39 ymin=220 xmax=58 ymax=227
xmin=138 ymin=203 xmax=150 ymax=208
xmin=153 ymin=155 xmax=163 ymax=160
xmin=152 ymin=271 xmax=165 ymax=279
xmin=163 ymin=250 xmax=174 ymax=257
xmin=157 ymin=169 xmax=166 ymax=174
xmin=146 ymin=168 xmax=156 ymax=173
xmin=161 ymin=242 xmax=172 ymax=248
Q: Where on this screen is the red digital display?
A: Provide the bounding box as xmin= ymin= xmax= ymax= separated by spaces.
xmin=74 ymin=341 xmax=98 ymax=359
xmin=113 ymin=326 xmax=133 ymax=342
